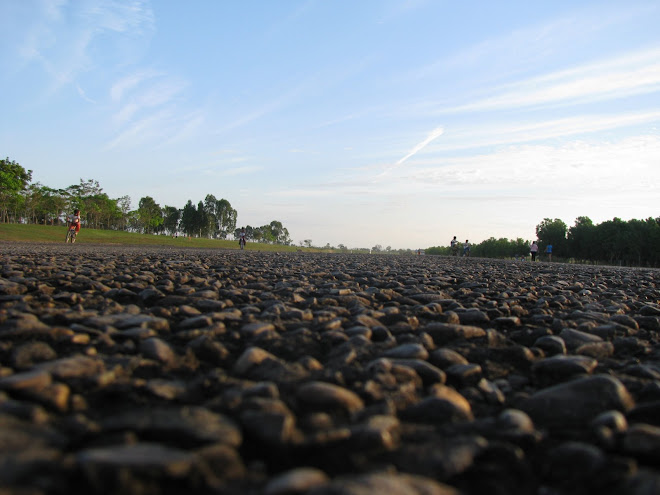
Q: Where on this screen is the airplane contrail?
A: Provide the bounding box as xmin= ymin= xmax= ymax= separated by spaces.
xmin=396 ymin=126 xmax=445 ymax=165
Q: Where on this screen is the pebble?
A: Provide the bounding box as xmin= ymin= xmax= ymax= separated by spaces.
xmin=1 ymin=242 xmax=658 ymax=494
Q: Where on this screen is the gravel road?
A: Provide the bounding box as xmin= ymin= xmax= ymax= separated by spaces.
xmin=1 ymin=242 xmax=659 ymax=494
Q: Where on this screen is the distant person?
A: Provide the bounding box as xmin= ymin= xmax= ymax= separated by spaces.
xmin=463 ymin=240 xmax=470 ymax=257
xmin=450 ymin=236 xmax=459 ymax=256
xmin=530 ymin=241 xmax=539 ymax=261
xmin=545 ymin=244 xmax=553 ymax=262
xmin=67 ymin=209 xmax=81 ymax=236
xmin=238 ymin=228 xmax=246 ymax=249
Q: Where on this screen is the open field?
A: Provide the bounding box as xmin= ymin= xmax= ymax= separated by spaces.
xmin=0 ymin=223 xmax=326 ymax=252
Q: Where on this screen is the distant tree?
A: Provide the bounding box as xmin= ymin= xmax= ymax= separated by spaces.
xmin=136 ymin=196 xmax=164 ymax=234
xmin=116 ymin=195 xmax=132 ymax=230
xmin=425 ymin=245 xmax=450 ymax=256
xmin=536 ymin=218 xmax=568 ymax=256
xmin=180 ymin=200 xmax=197 ymax=236
xmin=0 ymin=157 xmax=32 ymax=222
xmin=215 ymin=198 xmax=237 ymax=238
xmin=31 ymin=184 xmax=67 ymax=225
xmin=162 ymin=206 xmax=181 ymax=235
xmin=595 ymin=217 xmax=631 ymax=265
xmin=304 ymin=239 xmax=312 ymax=248
xmin=234 ymin=225 xmax=256 ymax=241
xmin=196 ymin=200 xmax=209 ymax=237
xmin=567 ymin=216 xmax=596 ymax=262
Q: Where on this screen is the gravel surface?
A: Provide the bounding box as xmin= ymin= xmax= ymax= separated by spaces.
xmin=1 ymin=242 xmax=659 ymax=495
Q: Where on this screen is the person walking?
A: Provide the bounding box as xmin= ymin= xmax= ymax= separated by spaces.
xmin=450 ymin=236 xmax=459 ymax=256
xmin=530 ymin=241 xmax=539 ymax=261
xmin=463 ymin=240 xmax=470 ymax=257
xmin=545 ymin=244 xmax=553 ymax=262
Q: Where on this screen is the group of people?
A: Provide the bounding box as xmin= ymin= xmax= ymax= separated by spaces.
xmin=449 ymin=235 xmax=553 ymax=261
xmin=450 ymin=236 xmax=471 ymax=257
xmin=529 ymin=241 xmax=552 ymax=262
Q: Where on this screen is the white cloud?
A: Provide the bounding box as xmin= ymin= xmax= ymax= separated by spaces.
xmin=443 ymin=46 xmax=660 ymax=114
xmin=395 ymin=126 xmax=444 ymax=166
xmin=401 ymin=134 xmax=660 ymax=197
xmin=110 ymin=70 xmax=160 ymax=102
xmin=13 ymin=0 xmax=154 ymax=91
xmin=438 ymin=109 xmax=660 ymax=151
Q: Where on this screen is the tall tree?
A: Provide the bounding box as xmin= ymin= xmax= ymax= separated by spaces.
xmin=162 ymin=206 xmax=181 ymax=235
xmin=535 ymin=218 xmax=568 ymax=256
xmin=215 ymin=198 xmax=237 ymax=239
xmin=203 ymin=194 xmax=220 ymax=237
xmin=116 ymin=196 xmax=132 ymax=231
xmin=136 ymin=196 xmax=164 ymax=234
xmin=180 ymin=200 xmax=197 ymax=237
xmin=205 ymin=195 xmax=237 ymax=238
xmin=568 ymin=216 xmax=596 ymax=263
xmin=196 ymin=201 xmax=209 ymax=237
xmin=0 ymin=157 xmax=32 ymax=222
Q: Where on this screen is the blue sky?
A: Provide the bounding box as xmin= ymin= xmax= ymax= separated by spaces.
xmin=2 ymin=0 xmax=659 ymax=249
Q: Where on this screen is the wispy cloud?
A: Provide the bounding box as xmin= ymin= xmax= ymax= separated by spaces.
xmin=393 ymin=134 xmax=660 ymax=196
xmin=111 ymin=75 xmax=188 ymax=124
xmin=396 ymin=126 xmax=444 ymax=165
xmin=76 ymin=84 xmax=96 ymax=103
xmin=436 ymin=109 xmax=660 ymax=151
xmin=440 ymin=46 xmax=660 ymax=114
xmin=273 ymin=133 xmax=660 ymax=209
xmin=13 ymin=0 xmax=155 ymax=94
xmin=110 ymin=70 xmax=161 ymax=102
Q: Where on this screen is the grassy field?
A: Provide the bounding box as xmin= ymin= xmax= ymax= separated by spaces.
xmin=0 ymin=223 xmax=326 ymax=252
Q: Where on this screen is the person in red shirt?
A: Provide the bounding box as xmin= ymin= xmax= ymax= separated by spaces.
xmin=67 ymin=209 xmax=81 ymax=236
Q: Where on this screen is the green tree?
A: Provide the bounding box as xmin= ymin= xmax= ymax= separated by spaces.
xmin=536 ymin=218 xmax=568 ymax=256
xmin=162 ymin=206 xmax=181 ymax=235
xmin=203 ymin=194 xmax=220 ymax=237
xmin=180 ymin=200 xmax=197 ymax=236
xmin=26 ymin=184 xmax=67 ymax=225
xmin=116 ymin=196 xmax=132 ymax=231
xmin=595 ymin=217 xmax=626 ymax=265
xmin=136 ymin=196 xmax=164 ymax=234
xmin=215 ymin=199 xmax=237 ymax=238
xmin=196 ymin=201 xmax=209 ymax=237
xmin=568 ymin=216 xmax=596 ymax=263
xmin=267 ymin=220 xmax=290 ymax=244
xmin=203 ymin=195 xmax=237 ymax=239
xmin=0 ymin=157 xmax=32 ymax=222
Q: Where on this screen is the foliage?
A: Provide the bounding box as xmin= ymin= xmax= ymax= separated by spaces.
xmin=427 ymin=216 xmax=659 ymax=267
xmin=136 ymin=196 xmax=164 ymax=234
xmin=3 ymin=158 xmax=658 ymax=264
xmin=0 ymin=157 xmax=32 ymax=223
xmin=162 ymin=206 xmax=181 ymax=236
xmin=233 ymin=221 xmax=291 ymax=245
xmin=535 ymin=218 xmax=568 ymax=256
xmin=1 ymin=160 xmax=292 ymax=246
xmin=205 ymin=195 xmax=237 ymax=239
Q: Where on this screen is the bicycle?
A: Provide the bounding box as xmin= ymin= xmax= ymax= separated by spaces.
xmin=65 ymin=225 xmax=77 ymax=243
xmin=239 ymin=237 xmax=246 ymax=250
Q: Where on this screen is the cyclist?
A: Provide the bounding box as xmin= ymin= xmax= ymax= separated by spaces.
xmin=238 ymin=227 xmax=246 ymax=249
xmin=66 ymin=209 xmax=81 ymax=242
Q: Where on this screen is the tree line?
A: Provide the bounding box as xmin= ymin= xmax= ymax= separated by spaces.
xmin=0 ymin=157 xmax=291 ymax=244
xmin=426 ymin=216 xmax=660 ymax=267
xmin=3 ymin=157 xmax=657 ymax=262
